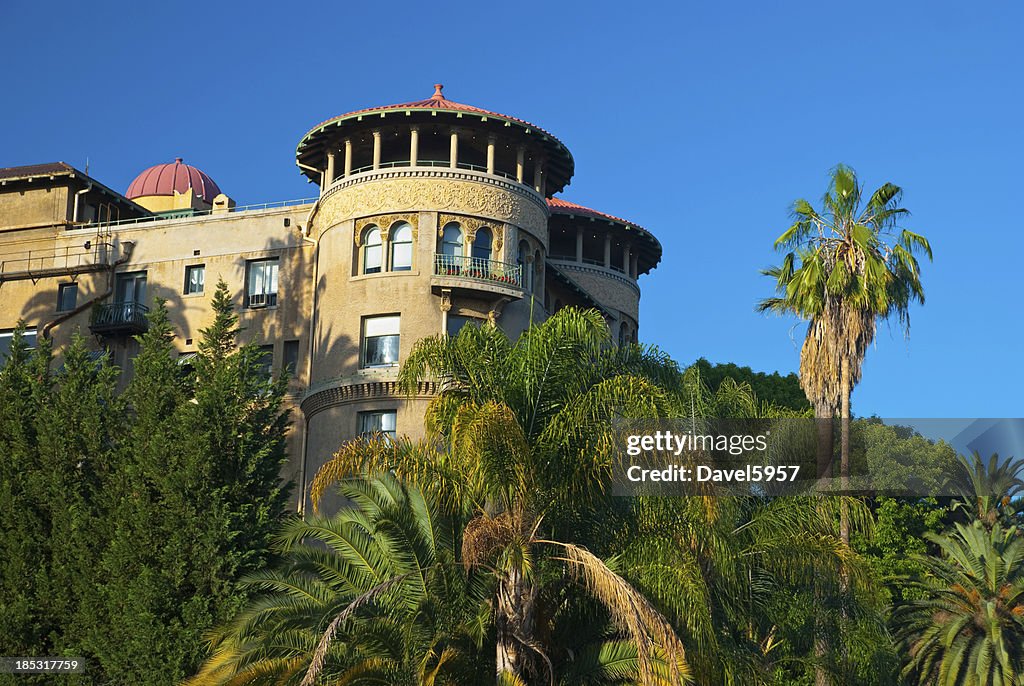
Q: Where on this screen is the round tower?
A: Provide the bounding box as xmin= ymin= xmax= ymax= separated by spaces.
xmin=296 ymin=85 xmax=574 ymax=501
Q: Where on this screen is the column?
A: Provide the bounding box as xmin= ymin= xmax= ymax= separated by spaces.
xmin=343 ymin=139 xmax=352 ymax=177
xmin=486 ymin=136 xmax=496 ymax=175
xmin=409 ymin=126 xmax=419 ymax=166
xmin=372 ymin=131 xmax=382 ymax=170
xmin=449 ymin=129 xmax=459 ymax=169
xmin=575 ymin=228 xmax=584 ymax=263
xmin=623 ymin=243 xmax=631 ymax=273
xmin=516 ymin=146 xmax=525 ymax=183
xmin=630 ymin=253 xmax=639 ymax=279
xmin=603 ymin=233 xmax=612 ymax=268
xmin=325 ymin=151 xmax=335 ymax=186
xmin=533 ymin=162 xmax=543 ymax=193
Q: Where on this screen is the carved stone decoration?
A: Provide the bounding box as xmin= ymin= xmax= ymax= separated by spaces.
xmin=487 ymin=296 xmax=511 ymax=325
xmin=355 ymin=213 xmax=418 ymax=245
xmin=493 ymin=225 xmax=504 ymax=253
xmin=439 ymin=289 xmax=452 ymax=313
xmin=315 ymin=174 xmax=548 ymax=241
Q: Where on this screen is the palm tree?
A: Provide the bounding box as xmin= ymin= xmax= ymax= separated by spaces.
xmin=311 ymin=309 xmax=691 ymax=685
xmin=186 ymin=472 xmax=492 ymax=685
xmin=895 ymin=521 xmax=1024 ymax=685
xmin=617 ymin=367 xmax=880 ymax=685
xmin=758 ymin=163 xmax=932 ymax=536
xmin=952 ymin=451 xmax=1024 ymax=527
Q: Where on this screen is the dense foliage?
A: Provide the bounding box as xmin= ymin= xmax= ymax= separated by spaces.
xmin=0 ymin=280 xmax=291 ymax=685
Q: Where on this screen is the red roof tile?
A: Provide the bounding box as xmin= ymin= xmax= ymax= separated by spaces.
xmin=301 ymin=84 xmax=558 ymax=144
xmin=547 ymin=197 xmax=646 ymax=232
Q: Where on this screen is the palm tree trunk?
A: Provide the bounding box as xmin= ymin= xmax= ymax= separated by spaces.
xmin=839 ymin=357 xmax=851 ymax=544
xmin=495 ymin=566 xmax=535 ymax=684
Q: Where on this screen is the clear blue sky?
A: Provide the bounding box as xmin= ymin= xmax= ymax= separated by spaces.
xmin=3 ymin=1 xmax=1021 ymax=418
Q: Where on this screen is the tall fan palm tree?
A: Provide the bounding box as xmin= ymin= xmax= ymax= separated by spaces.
xmin=758 ymin=164 xmax=932 ymax=532
xmin=311 ymin=309 xmax=691 ymax=685
xmin=895 ymin=521 xmax=1024 ymax=685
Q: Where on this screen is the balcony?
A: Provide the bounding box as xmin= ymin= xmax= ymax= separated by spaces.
xmin=431 ymin=254 xmax=523 ymax=298
xmin=90 ymin=301 xmax=149 ymax=336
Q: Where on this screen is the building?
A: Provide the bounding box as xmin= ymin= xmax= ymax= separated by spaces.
xmin=0 ymin=85 xmax=662 ymax=511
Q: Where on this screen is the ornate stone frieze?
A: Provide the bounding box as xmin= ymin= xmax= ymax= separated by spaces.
xmin=316 ymin=172 xmax=548 ymax=241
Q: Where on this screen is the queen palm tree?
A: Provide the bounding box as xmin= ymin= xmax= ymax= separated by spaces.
xmin=894 ymin=521 xmax=1024 ymax=685
xmin=311 ymin=309 xmax=691 ymax=685
xmin=758 ymin=164 xmax=932 ymax=536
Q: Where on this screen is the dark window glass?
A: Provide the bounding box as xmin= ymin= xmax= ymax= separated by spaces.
xmin=185 ymin=264 xmax=205 ymax=294
xmin=283 ymin=340 xmax=299 ymax=376
xmin=57 ymin=283 xmax=78 ymax=312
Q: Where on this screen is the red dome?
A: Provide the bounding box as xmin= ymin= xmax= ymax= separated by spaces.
xmin=126 ymin=158 xmax=221 ymax=202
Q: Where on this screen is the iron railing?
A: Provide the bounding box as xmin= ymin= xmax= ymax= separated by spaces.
xmin=433 ymin=254 xmax=522 ymax=289
xmin=344 ymin=160 xmax=519 ymax=181
xmin=90 ymin=301 xmax=149 ymax=335
xmin=0 ymin=242 xmax=114 ymax=280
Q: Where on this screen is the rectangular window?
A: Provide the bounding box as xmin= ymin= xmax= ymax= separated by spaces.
xmin=361 ymin=315 xmax=400 ymax=368
xmin=184 ymin=264 xmax=205 ymax=295
xmin=256 ymin=344 xmax=274 ymax=379
xmin=358 ymin=410 xmax=396 ymax=439
xmin=115 ymin=271 xmax=148 ymax=304
xmin=57 ymin=283 xmax=78 ymax=312
xmin=0 ymin=328 xmax=37 ymax=362
xmin=246 ymin=258 xmax=279 ymax=308
xmin=447 ymin=315 xmax=482 ymax=337
xmin=283 ymin=339 xmax=300 ymax=377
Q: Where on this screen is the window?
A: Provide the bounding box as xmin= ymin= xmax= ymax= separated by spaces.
xmin=283 ymin=339 xmax=300 ymax=377
xmin=358 ymin=410 xmax=396 ymax=440
xmin=472 ymin=227 xmax=492 ymax=261
xmin=447 ymin=315 xmax=482 ymax=337
xmin=363 ymin=226 xmax=382 ymax=274
xmin=0 ymin=328 xmax=37 ymax=362
xmin=57 ymin=283 xmax=78 ymax=312
xmin=116 ymin=271 xmax=147 ymax=304
xmin=518 ymin=240 xmax=532 ymax=291
xmin=441 ymin=222 xmax=463 ymax=257
xmin=256 ymin=344 xmax=274 ymax=379
xmin=361 ymin=315 xmax=400 ymax=368
xmin=184 ymin=264 xmax=205 ymax=295
xmin=390 ymin=222 xmax=413 ymax=271
xmin=246 ymin=258 xmax=279 ymax=307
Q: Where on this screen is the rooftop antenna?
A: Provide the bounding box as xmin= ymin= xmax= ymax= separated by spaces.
xmin=85 ymin=157 xmax=90 ymax=176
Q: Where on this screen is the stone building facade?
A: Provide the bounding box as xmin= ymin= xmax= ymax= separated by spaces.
xmin=0 ymin=85 xmax=662 ymax=511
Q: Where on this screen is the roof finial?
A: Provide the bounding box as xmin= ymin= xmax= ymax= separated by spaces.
xmin=432 ymin=83 xmax=444 ymax=100
xmin=175 ymin=157 xmax=183 ymax=163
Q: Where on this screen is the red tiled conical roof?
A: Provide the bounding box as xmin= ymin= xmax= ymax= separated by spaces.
xmin=126 ymin=158 xmax=221 ymax=202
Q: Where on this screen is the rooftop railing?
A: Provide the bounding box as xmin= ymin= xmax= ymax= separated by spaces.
xmin=68 ymin=197 xmax=317 ymax=231
xmin=345 ymin=160 xmax=519 ymax=182
xmin=433 ymin=254 xmax=522 ymax=289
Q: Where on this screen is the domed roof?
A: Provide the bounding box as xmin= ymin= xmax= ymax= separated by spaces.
xmin=296 ymin=84 xmax=574 ymax=193
xmin=126 ymin=158 xmax=221 ymax=202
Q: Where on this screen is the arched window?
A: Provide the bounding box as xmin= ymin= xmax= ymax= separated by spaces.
xmin=619 ymin=322 xmax=629 ymax=347
xmin=440 ymin=222 xmax=463 ymax=274
xmin=518 ymin=240 xmax=531 ymax=291
xmin=362 ymin=225 xmax=382 ymax=274
xmin=390 ymin=222 xmax=413 ymax=271
xmin=472 ymin=227 xmax=492 ymax=262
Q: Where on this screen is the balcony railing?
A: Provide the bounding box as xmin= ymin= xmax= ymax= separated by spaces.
xmin=433 ymin=254 xmax=522 ymax=289
xmin=90 ymin=301 xmax=149 ymax=336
